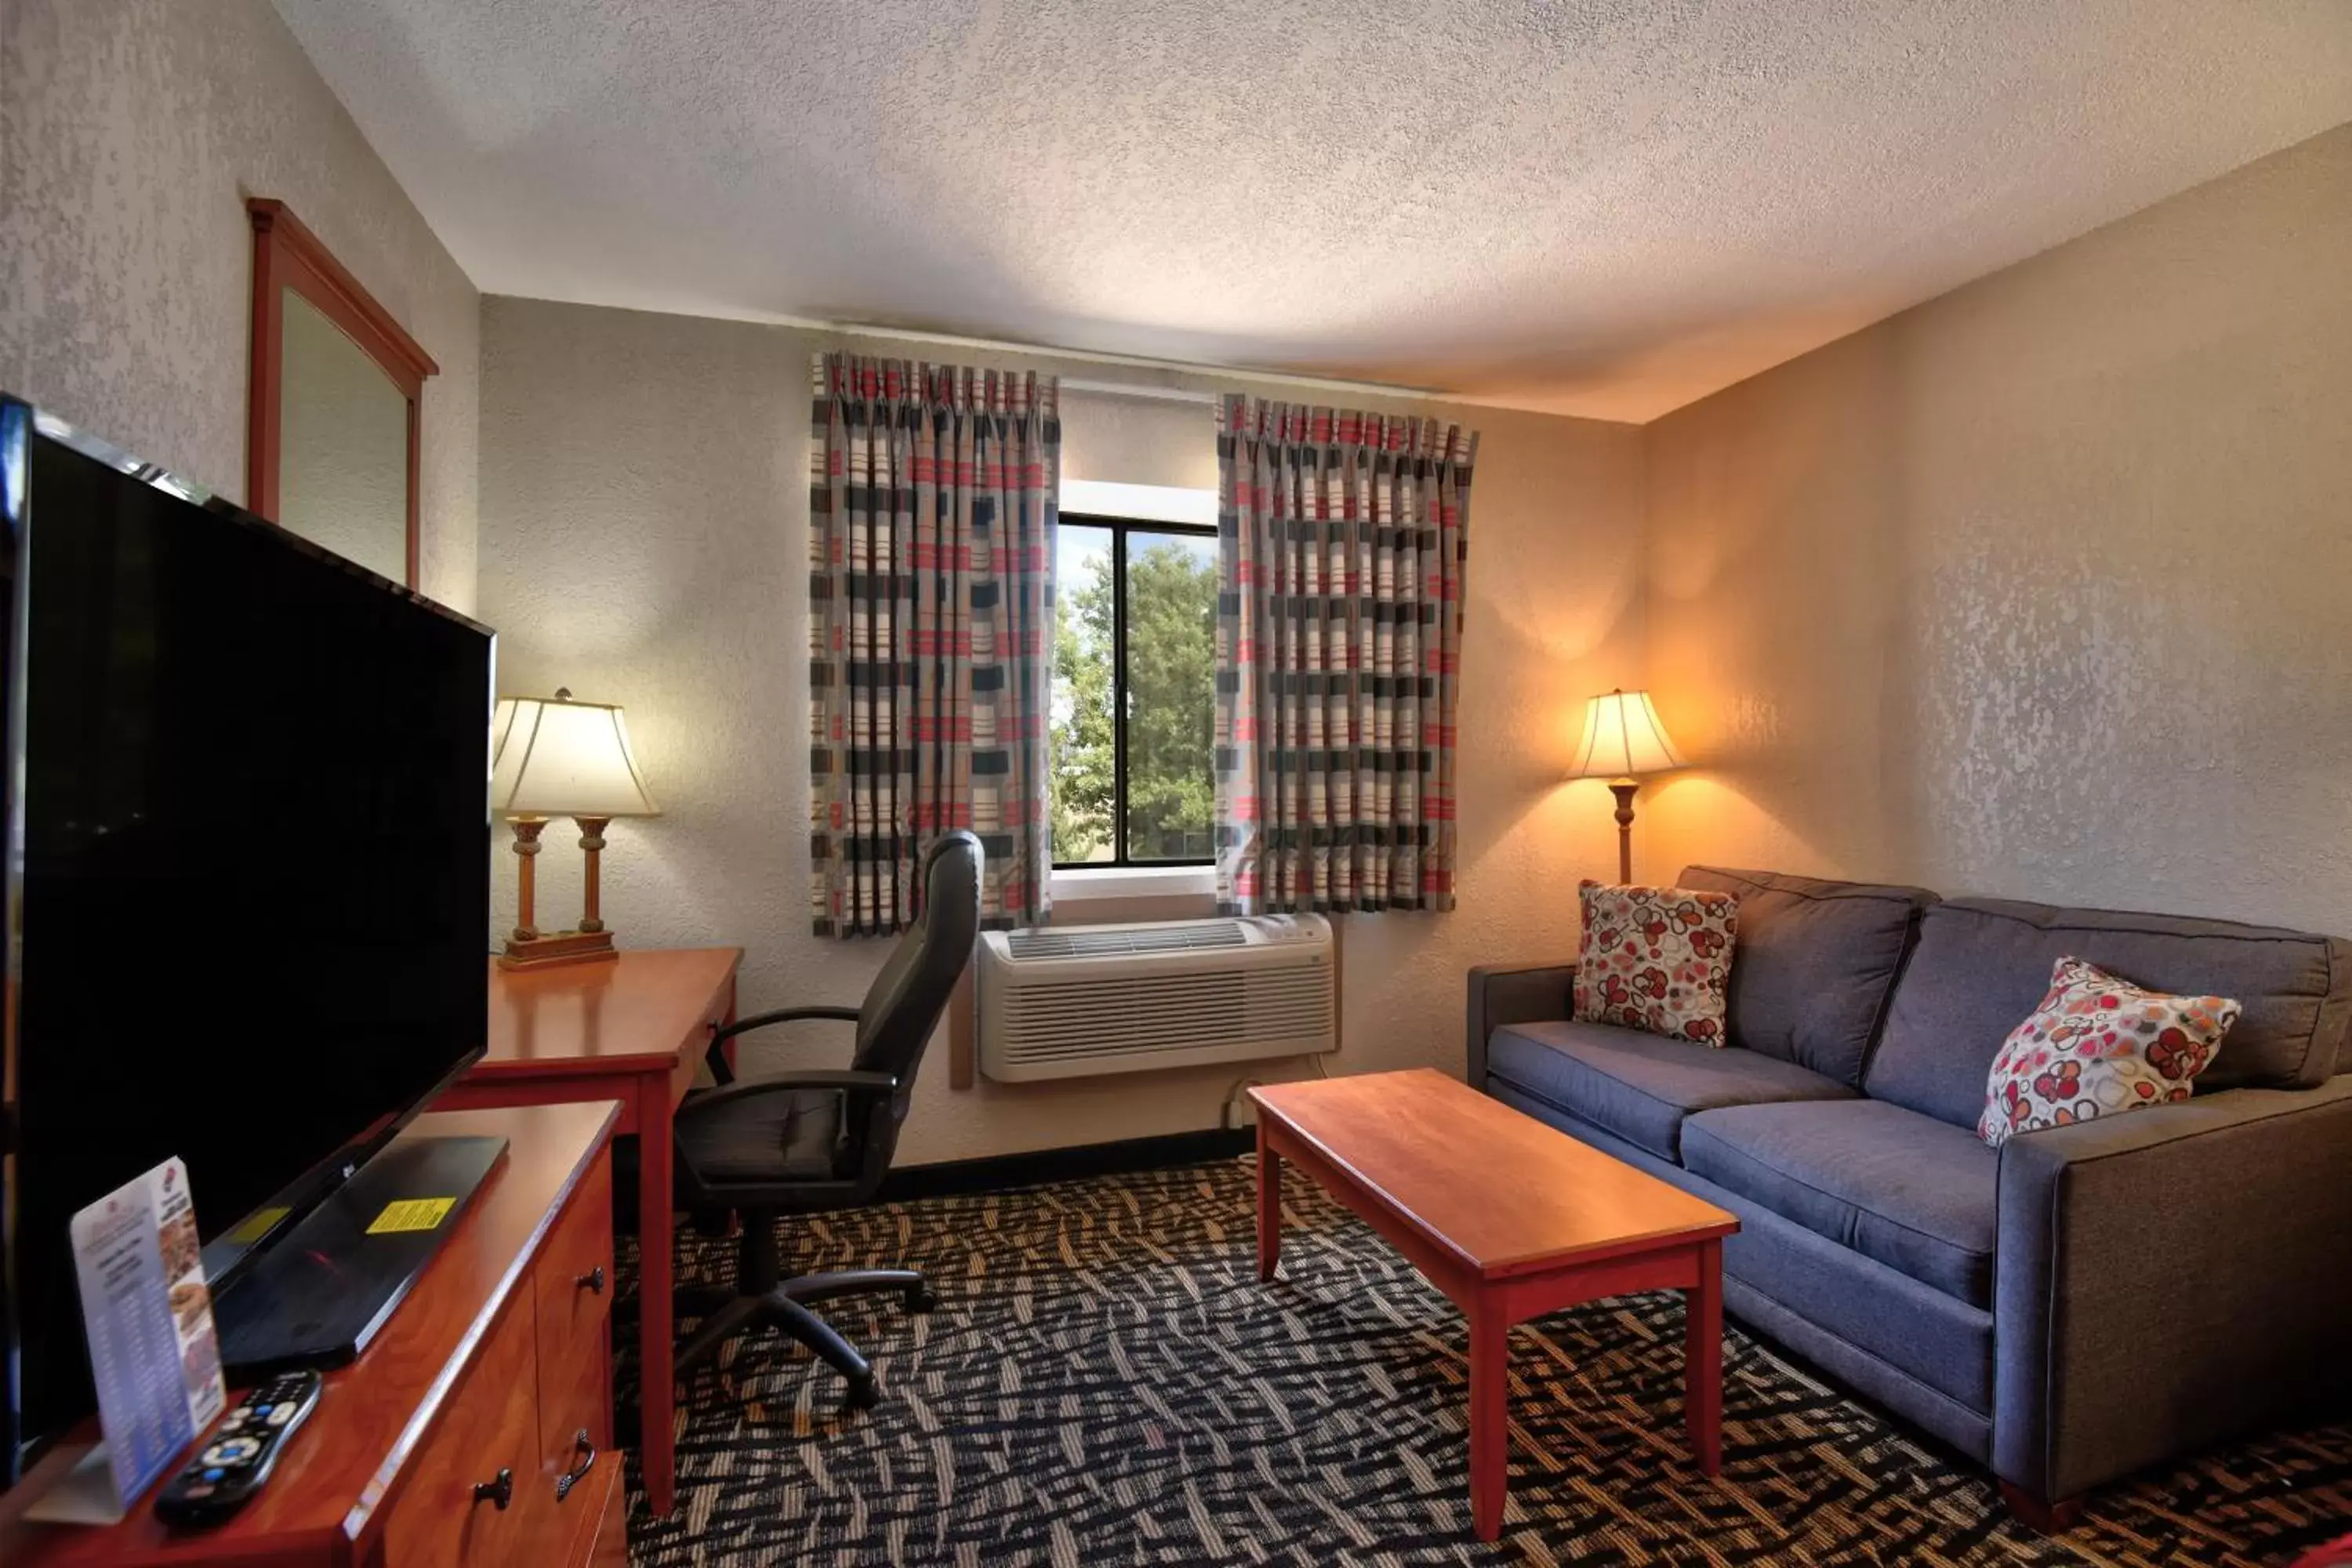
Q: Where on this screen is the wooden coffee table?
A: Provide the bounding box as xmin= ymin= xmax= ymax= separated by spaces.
xmin=1249 ymin=1068 xmax=1739 ymax=1541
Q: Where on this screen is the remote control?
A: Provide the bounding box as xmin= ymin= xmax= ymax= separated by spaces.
xmin=154 ymin=1370 xmax=323 ymax=1527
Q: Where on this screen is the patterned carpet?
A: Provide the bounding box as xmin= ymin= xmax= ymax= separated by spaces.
xmin=618 ymin=1157 xmax=2352 ymax=1566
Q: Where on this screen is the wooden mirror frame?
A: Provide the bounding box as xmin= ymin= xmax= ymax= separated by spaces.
xmin=246 ymin=197 xmax=438 ymax=586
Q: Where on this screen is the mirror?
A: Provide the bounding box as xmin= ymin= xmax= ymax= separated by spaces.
xmin=278 ymin=292 xmax=410 ymax=581
xmin=246 ymin=199 xmax=436 ymax=587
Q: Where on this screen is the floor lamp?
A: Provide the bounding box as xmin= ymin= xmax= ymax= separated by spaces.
xmin=1567 ymin=688 xmax=1684 ymax=884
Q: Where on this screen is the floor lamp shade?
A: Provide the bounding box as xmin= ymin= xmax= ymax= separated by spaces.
xmin=1567 ymin=688 xmax=1683 ymax=782
xmin=1567 ymin=689 xmax=1683 ymax=884
xmin=491 ymin=689 xmax=657 ymax=968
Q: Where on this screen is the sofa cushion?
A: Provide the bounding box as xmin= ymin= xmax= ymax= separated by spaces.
xmin=1867 ymin=898 xmax=2352 ymax=1127
xmin=1678 ymin=866 xmax=1938 ymax=1087
xmin=1573 ymin=880 xmax=1738 ymax=1044
xmin=1977 ymin=956 xmax=2241 ymax=1147
xmin=1484 ymin=1018 xmax=1857 ymax=1163
xmin=1682 ymin=1099 xmax=1998 ymax=1306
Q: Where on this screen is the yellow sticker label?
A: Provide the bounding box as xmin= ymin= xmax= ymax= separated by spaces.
xmin=367 ymin=1197 xmax=456 ymax=1236
xmin=226 ymin=1206 xmax=292 ymax=1246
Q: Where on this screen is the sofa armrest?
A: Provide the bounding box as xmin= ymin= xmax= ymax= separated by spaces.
xmin=1994 ymin=1076 xmax=2352 ymax=1499
xmin=1465 ymin=962 xmax=1576 ymax=1089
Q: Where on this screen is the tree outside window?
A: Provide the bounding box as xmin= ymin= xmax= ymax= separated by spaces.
xmin=1049 ymin=517 xmax=1217 ymax=866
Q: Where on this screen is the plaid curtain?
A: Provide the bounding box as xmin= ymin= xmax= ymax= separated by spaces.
xmin=1214 ymin=397 xmax=1475 ymax=916
xmin=808 ymin=354 xmax=1058 ymax=936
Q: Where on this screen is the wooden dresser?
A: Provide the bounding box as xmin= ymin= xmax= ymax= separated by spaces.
xmin=1 ymin=1102 xmax=627 ymax=1568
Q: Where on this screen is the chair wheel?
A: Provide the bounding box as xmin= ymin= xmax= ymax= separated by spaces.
xmin=843 ymin=1374 xmax=880 ymax=1411
xmin=905 ymin=1285 xmax=938 ymax=1313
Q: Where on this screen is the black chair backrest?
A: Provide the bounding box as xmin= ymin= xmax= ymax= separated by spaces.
xmin=850 ymin=830 xmax=982 ymax=1167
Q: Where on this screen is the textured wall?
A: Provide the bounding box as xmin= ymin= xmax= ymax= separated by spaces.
xmin=1642 ymin=124 xmax=2352 ymax=935
xmin=479 ymin=299 xmax=1646 ymax=1164
xmin=0 ymin=0 xmax=480 ymax=610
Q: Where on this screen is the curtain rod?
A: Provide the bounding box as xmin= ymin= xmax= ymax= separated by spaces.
xmin=1059 ymin=379 xmax=1220 ymax=406
xmin=775 ymin=310 xmax=1438 ymax=402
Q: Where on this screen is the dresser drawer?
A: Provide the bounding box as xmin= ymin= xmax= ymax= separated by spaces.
xmin=534 ymin=1147 xmax=615 ymax=1454
xmin=383 ymin=1291 xmax=565 ymax=1568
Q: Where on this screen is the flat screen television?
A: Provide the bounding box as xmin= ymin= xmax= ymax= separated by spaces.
xmin=0 ymin=397 xmax=495 ymax=1485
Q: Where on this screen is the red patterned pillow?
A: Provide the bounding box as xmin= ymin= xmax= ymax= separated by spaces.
xmin=1977 ymin=956 xmax=2241 ymax=1148
xmin=1573 ymin=880 xmax=1739 ymax=1046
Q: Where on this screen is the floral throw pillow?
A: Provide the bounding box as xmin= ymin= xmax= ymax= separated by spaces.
xmin=1573 ymin=880 xmax=1739 ymax=1046
xmin=1976 ymin=956 xmax=2241 ymax=1148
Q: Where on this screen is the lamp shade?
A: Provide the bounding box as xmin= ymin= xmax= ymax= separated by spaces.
xmin=491 ymin=690 xmax=659 ymax=818
xmin=1567 ymin=688 xmax=1684 ymax=780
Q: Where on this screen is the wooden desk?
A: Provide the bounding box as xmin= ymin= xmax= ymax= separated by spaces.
xmin=434 ymin=946 xmax=742 ymax=1518
xmin=0 ymin=1102 xmax=624 ymax=1567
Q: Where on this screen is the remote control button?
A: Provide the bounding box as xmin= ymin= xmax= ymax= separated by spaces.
xmin=251 ymin=1404 xmax=273 ymax=1418
xmin=267 ymin=1405 xmax=295 ymax=1426
xmin=183 ymin=1483 xmax=214 ymax=1499
xmin=201 ymin=1468 xmax=224 ymax=1482
xmin=201 ymin=1437 xmax=261 ymax=1466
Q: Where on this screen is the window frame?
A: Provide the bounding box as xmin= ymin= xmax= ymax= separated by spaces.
xmin=1051 ymin=511 xmax=1220 ymax=871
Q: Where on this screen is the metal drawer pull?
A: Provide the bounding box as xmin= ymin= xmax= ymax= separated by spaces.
xmin=554 ymin=1428 xmax=599 ymax=1501
xmin=577 ymin=1265 xmax=605 ymax=1294
xmin=473 ymin=1467 xmax=514 ymax=1510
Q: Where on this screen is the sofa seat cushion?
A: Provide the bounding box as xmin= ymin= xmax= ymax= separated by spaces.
xmin=1484 ymin=1019 xmax=1857 ymax=1163
xmin=1682 ymin=1099 xmax=1998 ymax=1306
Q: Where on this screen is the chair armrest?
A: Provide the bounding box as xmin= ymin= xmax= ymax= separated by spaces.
xmin=1994 ymin=1076 xmax=2352 ymax=1499
xmin=712 ymin=1006 xmax=860 ymax=1048
xmin=1466 ymin=962 xmax=1577 ymax=1088
xmin=706 ymin=1006 xmax=859 ymax=1083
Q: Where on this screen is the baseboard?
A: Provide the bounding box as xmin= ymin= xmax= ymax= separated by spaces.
xmin=878 ymin=1127 xmax=1253 ymax=1201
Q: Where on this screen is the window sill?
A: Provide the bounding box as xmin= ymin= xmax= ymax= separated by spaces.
xmin=1051 ymin=865 xmax=1217 ymax=902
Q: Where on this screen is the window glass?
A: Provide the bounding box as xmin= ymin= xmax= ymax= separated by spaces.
xmin=1122 ymin=530 xmax=1216 ymax=862
xmin=1047 ymin=518 xmax=1217 ymax=867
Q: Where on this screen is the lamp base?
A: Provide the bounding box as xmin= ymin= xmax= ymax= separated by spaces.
xmin=497 ymin=927 xmax=619 ymax=971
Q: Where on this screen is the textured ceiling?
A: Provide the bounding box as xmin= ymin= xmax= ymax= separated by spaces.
xmin=274 ymin=0 xmax=2352 ymax=421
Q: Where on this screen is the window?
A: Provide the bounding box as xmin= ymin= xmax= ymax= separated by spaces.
xmin=1050 ymin=514 xmax=1218 ymax=866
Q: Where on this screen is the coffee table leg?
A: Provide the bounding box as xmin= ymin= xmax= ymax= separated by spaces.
xmin=1685 ymin=1239 xmax=1723 ymax=1475
xmin=1256 ymin=1118 xmax=1280 ymax=1282
xmin=1469 ymin=1301 xmax=1508 ymax=1541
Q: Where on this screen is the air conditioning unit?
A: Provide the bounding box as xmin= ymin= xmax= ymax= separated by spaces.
xmin=978 ymin=915 xmax=1335 ymax=1082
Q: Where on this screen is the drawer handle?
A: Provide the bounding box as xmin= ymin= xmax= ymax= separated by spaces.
xmin=577 ymin=1265 xmax=606 ymax=1295
xmin=472 ymin=1468 xmax=514 ymax=1511
xmin=554 ymin=1428 xmax=599 ymax=1502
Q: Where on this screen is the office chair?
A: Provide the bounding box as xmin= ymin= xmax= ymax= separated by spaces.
xmin=671 ymin=829 xmax=982 ymax=1410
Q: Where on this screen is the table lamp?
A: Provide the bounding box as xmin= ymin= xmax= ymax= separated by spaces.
xmin=1567 ymin=688 xmax=1684 ymax=884
xmin=491 ymin=688 xmax=659 ymax=970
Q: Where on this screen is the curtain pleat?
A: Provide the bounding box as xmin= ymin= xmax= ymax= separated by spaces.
xmin=809 ymin=354 xmax=1058 ymax=936
xmin=1214 ymin=397 xmax=1472 ymax=916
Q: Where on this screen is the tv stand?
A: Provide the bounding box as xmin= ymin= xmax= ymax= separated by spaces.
xmin=0 ymin=1102 xmax=625 ymax=1567
xmin=213 ymin=1134 xmax=507 ymax=1376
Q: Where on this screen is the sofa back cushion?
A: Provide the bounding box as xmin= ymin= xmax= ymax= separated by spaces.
xmin=1866 ymin=898 xmax=2352 ymax=1127
xmin=1676 ymin=866 xmax=1940 ymax=1087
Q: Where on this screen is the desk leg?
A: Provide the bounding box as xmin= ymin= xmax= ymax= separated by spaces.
xmin=1685 ymin=1239 xmax=1723 ymax=1477
xmin=638 ymin=1073 xmax=677 ymax=1515
xmin=1255 ymin=1120 xmax=1280 ymax=1282
xmin=1468 ymin=1299 xmax=1508 ymax=1541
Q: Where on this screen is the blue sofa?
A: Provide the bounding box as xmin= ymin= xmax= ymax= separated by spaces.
xmin=1467 ymin=866 xmax=2352 ymax=1527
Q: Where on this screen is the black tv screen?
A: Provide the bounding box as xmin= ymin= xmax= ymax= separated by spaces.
xmin=0 ymin=401 xmax=493 ymax=1480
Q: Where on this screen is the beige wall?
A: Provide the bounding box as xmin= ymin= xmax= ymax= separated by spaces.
xmin=0 ymin=0 xmax=480 ymax=611
xmin=1642 ymin=123 xmax=2352 ymax=935
xmin=478 ymin=298 xmax=1646 ymax=1164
